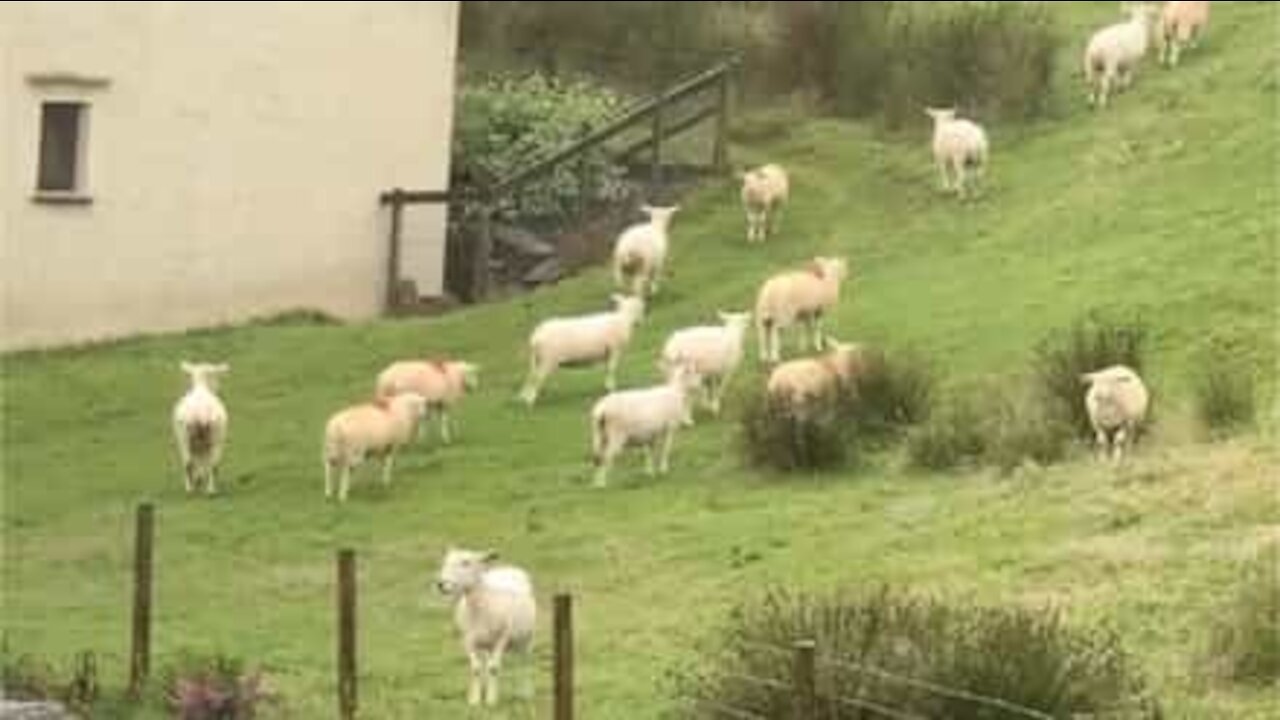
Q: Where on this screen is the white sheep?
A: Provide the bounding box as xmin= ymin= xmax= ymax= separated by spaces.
xmin=924 ymin=108 xmax=989 ymax=199
xmin=741 ymin=164 xmax=789 ymax=243
xmin=520 ymin=294 xmax=646 ymax=407
xmin=1081 ymin=365 xmax=1150 ymax=463
xmin=172 ymin=362 xmax=230 ymax=495
xmin=612 ymin=205 xmax=679 ymax=297
xmin=660 ymin=311 xmax=752 ymax=417
xmin=590 ymin=364 xmax=700 ymax=488
xmin=375 ymin=359 xmax=479 ymax=444
xmin=1159 ymin=1 xmax=1210 ymax=67
xmin=322 ymin=393 xmax=428 ymax=502
xmin=766 ymin=341 xmax=869 ymax=417
xmin=755 ymin=256 xmax=850 ymax=364
xmin=436 ymin=548 xmax=537 ymax=707
xmin=1084 ymin=4 xmax=1161 ymax=109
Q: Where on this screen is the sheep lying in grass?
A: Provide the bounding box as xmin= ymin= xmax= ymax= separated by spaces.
xmin=1081 ymin=365 xmax=1150 ymax=463
xmin=322 ymin=393 xmax=428 ymax=502
xmin=437 ymin=548 xmax=536 ymax=707
xmin=1160 ymin=1 xmax=1210 ymax=67
xmin=520 ymin=294 xmax=645 ymax=407
xmin=1084 ymin=4 xmax=1161 ymax=109
xmin=924 ymin=108 xmax=988 ymax=199
xmin=172 ymin=362 xmax=230 ymax=495
xmin=590 ymin=364 xmax=700 ymax=487
xmin=612 ymin=205 xmax=679 ymax=297
xmin=756 ymin=257 xmax=850 ymax=364
xmin=376 ymin=359 xmax=479 ymax=444
xmin=660 ymin=311 xmax=752 ymax=418
xmin=767 ymin=341 xmax=869 ymax=418
xmin=741 ymin=164 xmax=789 ymax=243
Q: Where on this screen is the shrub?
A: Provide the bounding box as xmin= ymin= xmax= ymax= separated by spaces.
xmin=453 ymin=73 xmax=629 ymax=221
xmin=1 ymin=646 xmax=99 ymax=713
xmin=1192 ymin=340 xmax=1257 ymax=436
xmin=1208 ymin=546 xmax=1280 ymax=685
xmin=739 ymin=382 xmax=851 ymax=473
xmin=673 ymin=586 xmax=1161 ymax=719
xmin=846 ymin=348 xmax=934 ymax=443
xmin=907 ymin=392 xmax=987 ymax=471
xmin=982 ymin=382 xmax=1072 ymax=473
xmin=161 ymin=653 xmax=271 ymax=720
xmin=1033 ymin=313 xmax=1149 ymax=442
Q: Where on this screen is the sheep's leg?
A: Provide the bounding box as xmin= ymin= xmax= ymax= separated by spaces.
xmin=757 ymin=320 xmax=771 ymax=363
xmin=467 ymin=651 xmax=485 ymax=706
xmin=339 ymin=463 xmax=353 ymax=503
xmin=439 ymin=410 xmax=454 ymax=445
xmin=770 ymin=323 xmax=783 ymax=363
xmin=1112 ymin=427 xmax=1129 ymax=464
xmin=658 ymin=428 xmax=676 ymax=475
xmin=1093 ymin=429 xmax=1110 ymax=462
xmin=712 ymin=370 xmax=733 ymax=416
xmin=484 ymin=638 xmax=510 ymax=706
xmin=205 ymin=465 xmax=218 ymax=496
xmin=380 ymin=452 xmax=395 ymax=486
xmin=593 ymin=438 xmax=620 ymax=488
xmin=174 ymin=421 xmax=194 ymax=493
xmin=605 ymin=350 xmax=620 ymax=392
xmin=520 ymin=356 xmax=549 ymax=407
xmin=644 ymin=443 xmax=657 ymax=477
xmin=936 ymin=157 xmax=952 ymax=193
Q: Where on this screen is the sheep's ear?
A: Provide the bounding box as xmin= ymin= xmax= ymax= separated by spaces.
xmin=180 ymin=361 xmax=195 ymax=374
xmin=639 ymin=204 xmax=655 ymax=215
xmin=482 ymin=549 xmax=500 ymax=564
xmin=610 ymin=293 xmax=626 ymax=305
xmin=1079 ymin=373 xmax=1096 ymax=385
xmin=213 ymin=363 xmax=230 ymax=375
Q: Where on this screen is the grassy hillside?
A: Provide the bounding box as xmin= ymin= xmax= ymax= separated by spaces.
xmin=3 ymin=3 xmax=1277 ymax=718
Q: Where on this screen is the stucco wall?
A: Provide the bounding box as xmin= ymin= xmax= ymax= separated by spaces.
xmin=1 ymin=2 xmax=457 ymax=351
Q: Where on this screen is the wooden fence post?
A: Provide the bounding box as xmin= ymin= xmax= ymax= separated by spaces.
xmin=337 ymin=549 xmax=357 ymax=720
xmin=472 ymin=199 xmax=493 ymax=303
xmin=577 ymin=123 xmax=592 ymax=221
xmin=385 ymin=189 xmax=404 ymax=314
xmin=712 ymin=68 xmax=731 ymax=173
xmin=128 ymin=503 xmax=155 ymax=697
xmin=650 ymin=94 xmax=665 ymax=197
xmin=553 ymin=593 xmax=574 ymax=720
xmin=792 ymin=639 xmax=816 ymax=720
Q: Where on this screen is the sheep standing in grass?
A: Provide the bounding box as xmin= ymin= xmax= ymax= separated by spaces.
xmin=612 ymin=205 xmax=679 ymax=297
xmin=660 ymin=311 xmax=752 ymax=418
xmin=520 ymin=294 xmax=645 ymax=407
xmin=1084 ymin=4 xmax=1161 ymax=109
xmin=755 ymin=256 xmax=850 ymax=364
xmin=590 ymin=364 xmax=700 ymax=487
xmin=924 ymin=108 xmax=988 ymax=199
xmin=1160 ymin=1 xmax=1210 ymax=67
xmin=172 ymin=362 xmax=230 ymax=495
xmin=375 ymin=359 xmax=479 ymax=444
xmin=1081 ymin=365 xmax=1150 ymax=463
xmin=742 ymin=164 xmax=789 ymax=243
xmin=437 ymin=548 xmax=536 ymax=707
xmin=767 ymin=341 xmax=869 ymax=418
xmin=322 ymin=393 xmax=428 ymax=502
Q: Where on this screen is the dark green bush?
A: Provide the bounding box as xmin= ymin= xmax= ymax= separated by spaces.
xmin=453 ymin=73 xmax=629 ymax=221
xmin=1192 ymin=339 xmax=1257 ymax=436
xmin=907 ymin=393 xmax=988 ymax=471
xmin=739 ymin=382 xmax=851 ymax=473
xmin=1 ymin=647 xmax=98 ymax=713
xmin=1033 ymin=313 xmax=1149 ymax=442
xmin=1208 ymin=546 xmax=1280 ymax=685
xmin=845 ymin=348 xmax=935 ymax=443
xmin=674 ymin=586 xmax=1161 ymax=719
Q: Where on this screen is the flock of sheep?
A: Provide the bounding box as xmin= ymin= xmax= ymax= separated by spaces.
xmin=163 ymin=2 xmax=1204 ymax=706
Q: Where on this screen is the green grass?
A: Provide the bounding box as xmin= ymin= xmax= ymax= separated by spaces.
xmin=4 ymin=3 xmax=1278 ymax=717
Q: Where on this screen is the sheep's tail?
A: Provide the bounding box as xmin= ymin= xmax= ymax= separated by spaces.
xmin=186 ymin=421 xmax=214 ymax=456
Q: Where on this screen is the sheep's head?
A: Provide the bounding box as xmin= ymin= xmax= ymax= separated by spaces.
xmin=1122 ymin=2 xmax=1160 ymax=26
xmin=388 ymin=392 xmax=429 ymax=421
xmin=454 ymin=362 xmax=481 ymax=391
xmin=924 ymin=107 xmax=957 ymax=126
xmin=812 ymin=257 xmax=850 ymax=283
xmin=180 ymin=361 xmax=230 ymax=390
xmin=824 ymin=339 xmax=866 ymax=380
xmin=666 ymin=361 xmax=703 ymax=392
xmin=436 ymin=547 xmax=498 ymax=596
xmin=612 ymin=293 xmax=646 ymax=324
xmin=718 ymin=310 xmax=752 ymax=332
xmin=640 ymin=204 xmax=680 ymax=230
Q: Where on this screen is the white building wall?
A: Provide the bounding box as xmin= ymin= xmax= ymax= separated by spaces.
xmin=1 ymin=1 xmax=458 ymax=350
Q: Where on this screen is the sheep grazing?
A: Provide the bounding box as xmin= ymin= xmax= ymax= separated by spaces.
xmin=172 ymin=362 xmax=230 ymax=495
xmin=437 ymin=548 xmax=537 ymax=707
xmin=1084 ymin=4 xmax=1161 ymax=109
xmin=660 ymin=311 xmax=752 ymax=418
xmin=520 ymin=294 xmax=645 ymax=407
xmin=741 ymin=164 xmax=789 ymax=243
xmin=612 ymin=205 xmax=679 ymax=297
xmin=1081 ymin=365 xmax=1150 ymax=463
xmin=755 ymin=256 xmax=850 ymax=364
xmin=1160 ymin=1 xmax=1210 ymax=67
xmin=375 ymin=359 xmax=479 ymax=444
xmin=322 ymin=393 xmax=428 ymax=502
xmin=766 ymin=340 xmax=869 ymax=417
xmin=590 ymin=364 xmax=700 ymax=488
xmin=924 ymin=108 xmax=988 ymax=199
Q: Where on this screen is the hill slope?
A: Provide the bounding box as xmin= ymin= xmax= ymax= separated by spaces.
xmin=3 ymin=3 xmax=1277 ymax=717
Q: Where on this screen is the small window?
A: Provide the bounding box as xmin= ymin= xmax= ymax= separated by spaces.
xmin=36 ymin=101 xmax=88 ymax=193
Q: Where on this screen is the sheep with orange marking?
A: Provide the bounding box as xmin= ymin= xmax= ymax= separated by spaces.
xmin=376 ymin=359 xmax=479 ymax=444
xmin=755 ymin=256 xmax=850 ymax=364
xmin=741 ymin=164 xmax=789 ymax=243
xmin=766 ymin=341 xmax=870 ymax=418
xmin=1159 ymin=1 xmax=1210 ymax=67
xmin=323 ymin=393 xmax=428 ymax=502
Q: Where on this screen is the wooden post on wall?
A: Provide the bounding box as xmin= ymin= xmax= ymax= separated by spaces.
xmin=385 ymin=189 xmax=404 ymax=314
